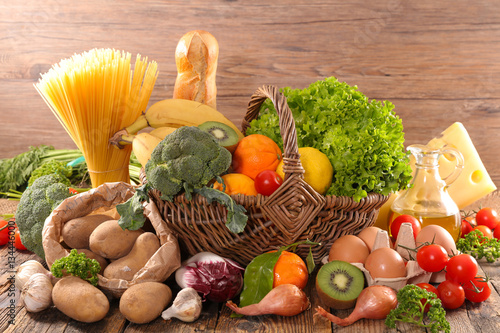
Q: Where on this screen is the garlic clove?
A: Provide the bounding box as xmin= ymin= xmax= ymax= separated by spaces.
xmin=162 ymin=287 xmax=202 ymax=322
xmin=15 ymin=260 xmax=50 ymax=290
xmin=20 ymin=273 xmax=53 ymax=313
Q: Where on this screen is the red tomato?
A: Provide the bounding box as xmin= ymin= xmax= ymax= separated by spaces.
xmin=254 ymin=170 xmax=283 ymax=196
xmin=0 ymin=219 xmax=9 ymax=246
xmin=14 ymin=229 xmax=27 ymax=251
xmin=69 ymin=187 xmax=79 ymax=195
xmin=473 ymin=225 xmax=493 ymax=239
xmin=415 ymin=282 xmax=440 ymax=312
xmin=437 ymin=280 xmax=465 ymax=309
xmin=445 ymin=254 xmax=478 ymax=284
xmin=493 ymin=226 xmax=500 ymax=240
xmin=416 ymin=244 xmax=449 ymax=272
xmin=390 ymin=214 xmax=421 ymax=241
xmin=460 ymin=218 xmax=474 ymax=238
xmin=475 ymin=207 xmax=499 ymax=230
xmin=463 ymin=276 xmax=491 ymax=303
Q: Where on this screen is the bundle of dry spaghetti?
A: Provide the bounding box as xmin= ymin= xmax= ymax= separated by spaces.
xmin=34 ymin=48 xmax=158 ymax=188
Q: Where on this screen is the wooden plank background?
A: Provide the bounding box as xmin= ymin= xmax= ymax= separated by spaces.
xmin=0 ymin=0 xmax=499 ymax=187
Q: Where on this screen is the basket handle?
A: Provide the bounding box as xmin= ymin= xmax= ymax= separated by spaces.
xmin=242 ymin=85 xmax=304 ymax=181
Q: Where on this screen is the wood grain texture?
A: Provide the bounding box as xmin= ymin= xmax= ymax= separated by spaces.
xmin=0 ymin=0 xmax=499 ymax=187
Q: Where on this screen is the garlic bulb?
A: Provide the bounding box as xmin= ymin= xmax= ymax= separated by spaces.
xmin=15 ymin=260 xmax=50 ymax=290
xmin=20 ymin=273 xmax=53 ymax=313
xmin=162 ymin=287 xmax=202 ymax=322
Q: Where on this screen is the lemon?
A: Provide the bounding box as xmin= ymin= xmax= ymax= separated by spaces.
xmin=276 ymin=147 xmax=333 ymax=195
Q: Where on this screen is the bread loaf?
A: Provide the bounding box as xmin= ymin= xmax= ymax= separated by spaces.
xmin=173 ymin=30 xmax=219 ymax=109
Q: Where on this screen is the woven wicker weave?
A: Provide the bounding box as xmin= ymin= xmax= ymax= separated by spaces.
xmin=148 ymin=85 xmax=389 ymax=266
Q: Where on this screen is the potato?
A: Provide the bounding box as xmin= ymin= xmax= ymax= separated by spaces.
xmin=89 ymin=220 xmax=143 ymax=259
xmin=103 ymin=232 xmax=160 ymax=281
xmin=52 ymin=276 xmax=109 ymax=323
xmin=62 ymin=214 xmax=111 ymax=249
xmin=119 ymin=282 xmax=172 ymax=324
xmin=75 ymin=249 xmax=108 ymax=274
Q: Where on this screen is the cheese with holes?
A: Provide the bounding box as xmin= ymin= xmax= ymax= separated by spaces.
xmin=374 ymin=122 xmax=496 ymax=230
xmin=427 ymin=122 xmax=496 ymax=208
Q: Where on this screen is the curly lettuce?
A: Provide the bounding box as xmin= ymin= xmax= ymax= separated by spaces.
xmin=246 ymin=77 xmax=412 ymax=201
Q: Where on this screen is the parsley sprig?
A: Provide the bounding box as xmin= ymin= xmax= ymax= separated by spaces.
xmin=51 ymin=249 xmax=101 ymax=286
xmin=385 ymin=284 xmax=450 ymax=333
xmin=456 ymin=230 xmax=500 ymax=263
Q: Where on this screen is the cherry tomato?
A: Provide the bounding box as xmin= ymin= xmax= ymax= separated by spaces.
xmin=473 ymin=225 xmax=493 ymax=239
xmin=493 ymin=226 xmax=500 ymax=240
xmin=463 ymin=276 xmax=491 ymax=303
xmin=437 ymin=280 xmax=465 ymax=309
xmin=14 ymin=229 xmax=27 ymax=251
xmin=416 ymin=244 xmax=449 ymax=273
xmin=415 ymin=282 xmax=439 ymax=312
xmin=475 ymin=207 xmax=499 ymax=230
xmin=69 ymin=187 xmax=79 ymax=195
xmin=460 ymin=218 xmax=474 ymax=238
xmin=0 ymin=219 xmax=9 ymax=246
xmin=390 ymin=214 xmax=421 ymax=241
xmin=445 ymin=254 xmax=478 ymax=284
xmin=254 ymin=170 xmax=283 ymax=196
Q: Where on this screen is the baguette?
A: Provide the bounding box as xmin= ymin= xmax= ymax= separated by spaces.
xmin=173 ymin=30 xmax=219 ymax=109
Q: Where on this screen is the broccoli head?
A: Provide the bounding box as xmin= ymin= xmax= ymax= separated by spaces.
xmin=145 ymin=126 xmax=232 ymax=201
xmin=15 ymin=174 xmax=72 ymax=259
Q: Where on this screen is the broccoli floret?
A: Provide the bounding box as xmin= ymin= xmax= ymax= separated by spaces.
xmin=118 ymin=126 xmax=248 ymax=234
xmin=15 ymin=174 xmax=72 ymax=259
xmin=145 ymin=126 xmax=232 ymax=201
xmin=28 ymin=160 xmax=72 ymax=186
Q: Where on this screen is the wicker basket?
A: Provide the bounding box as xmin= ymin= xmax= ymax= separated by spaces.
xmin=147 ymin=85 xmax=389 ymax=266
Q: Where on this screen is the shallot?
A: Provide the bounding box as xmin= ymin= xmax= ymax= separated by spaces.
xmin=316 ymin=285 xmax=397 ymax=326
xmin=226 ymin=284 xmax=310 ymax=317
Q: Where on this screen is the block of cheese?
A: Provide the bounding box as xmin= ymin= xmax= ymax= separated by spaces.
xmin=374 ymin=122 xmax=496 ymax=230
xmin=427 ymin=122 xmax=496 ymax=208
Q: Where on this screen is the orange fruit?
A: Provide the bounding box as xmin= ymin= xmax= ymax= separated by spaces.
xmin=212 ymin=173 xmax=258 ymax=196
xmin=272 ymin=251 xmax=309 ymax=290
xmin=232 ymin=134 xmax=282 ymax=180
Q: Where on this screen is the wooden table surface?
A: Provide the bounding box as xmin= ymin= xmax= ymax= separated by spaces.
xmin=1 ymin=0 xmax=500 ymax=332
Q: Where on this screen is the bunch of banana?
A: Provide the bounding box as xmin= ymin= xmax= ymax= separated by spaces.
xmin=117 ymin=127 xmax=176 ymax=168
xmin=109 ymin=98 xmax=243 ymax=148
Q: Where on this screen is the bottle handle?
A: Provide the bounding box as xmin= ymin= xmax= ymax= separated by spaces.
xmin=440 ymin=147 xmax=464 ymax=187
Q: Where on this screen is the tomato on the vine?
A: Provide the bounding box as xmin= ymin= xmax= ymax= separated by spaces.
xmin=445 ymin=254 xmax=478 ymax=284
xmin=254 ymin=170 xmax=283 ymax=196
xmin=14 ymin=229 xmax=27 ymax=251
xmin=416 ymin=244 xmax=449 ymax=273
xmin=460 ymin=217 xmax=474 ymax=238
xmin=473 ymin=225 xmax=493 ymax=239
xmin=493 ymin=226 xmax=500 ymax=240
xmin=437 ymin=280 xmax=465 ymax=309
xmin=475 ymin=207 xmax=499 ymax=230
xmin=0 ymin=219 xmax=10 ymax=246
xmin=415 ymin=282 xmax=439 ymax=312
xmin=389 ymin=214 xmax=421 ymax=241
xmin=463 ymin=276 xmax=491 ymax=303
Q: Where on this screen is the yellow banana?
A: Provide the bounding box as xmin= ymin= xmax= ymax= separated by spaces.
xmin=124 ymin=99 xmax=244 ymax=140
xmin=149 ymin=126 xmax=177 ymax=140
xmin=125 ymin=132 xmax=162 ymax=168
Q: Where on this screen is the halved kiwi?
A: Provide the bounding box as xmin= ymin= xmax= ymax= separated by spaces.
xmin=315 ymin=260 xmax=365 ymax=310
xmin=198 ymin=121 xmax=240 ymax=153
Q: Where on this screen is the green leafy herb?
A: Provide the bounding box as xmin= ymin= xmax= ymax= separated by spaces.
xmin=385 ymin=284 xmax=450 ymax=333
xmin=457 ymin=229 xmax=500 ymax=263
xmin=51 ymin=249 xmax=101 ymax=286
xmin=117 ymin=183 xmax=151 ymax=231
xmin=246 ymin=77 xmax=412 ymax=201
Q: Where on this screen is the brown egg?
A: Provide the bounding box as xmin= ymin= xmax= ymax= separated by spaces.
xmin=328 ymin=235 xmax=370 ymax=264
xmin=416 ymin=225 xmax=457 ymax=255
xmin=364 ymin=247 xmax=407 ymax=279
xmin=357 ymin=226 xmax=383 ymax=252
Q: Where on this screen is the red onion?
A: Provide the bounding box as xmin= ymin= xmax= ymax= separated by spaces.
xmin=226 ymin=284 xmax=310 ymax=316
xmin=316 ymin=285 xmax=397 ymax=326
xmin=175 ymin=252 xmax=244 ymax=303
